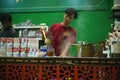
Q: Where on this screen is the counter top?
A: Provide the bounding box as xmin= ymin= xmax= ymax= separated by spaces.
xmin=0 ymin=57 xmax=120 ymax=66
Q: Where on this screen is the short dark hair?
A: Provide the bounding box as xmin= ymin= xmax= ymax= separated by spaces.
xmin=0 ymin=13 xmax=12 ymax=23
xmin=65 ymin=8 xmax=78 ymax=19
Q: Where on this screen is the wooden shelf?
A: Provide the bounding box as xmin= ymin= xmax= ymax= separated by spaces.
xmin=13 ymin=26 xmax=41 ymax=29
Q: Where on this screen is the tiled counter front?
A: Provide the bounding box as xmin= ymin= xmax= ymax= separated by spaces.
xmin=0 ymin=57 xmax=120 ymax=80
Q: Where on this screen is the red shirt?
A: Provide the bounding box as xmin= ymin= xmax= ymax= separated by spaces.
xmin=46 ymin=23 xmax=76 ymax=56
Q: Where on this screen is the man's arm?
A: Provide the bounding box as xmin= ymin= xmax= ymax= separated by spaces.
xmin=59 ymin=30 xmax=76 ymax=57
xmin=59 ymin=42 xmax=72 ymax=57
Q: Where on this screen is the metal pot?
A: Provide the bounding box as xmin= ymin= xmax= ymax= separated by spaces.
xmin=77 ymin=43 xmax=96 ymax=57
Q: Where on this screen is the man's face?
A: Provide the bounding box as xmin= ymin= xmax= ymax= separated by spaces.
xmin=63 ymin=14 xmax=74 ymax=25
xmin=2 ymin=21 xmax=11 ymax=28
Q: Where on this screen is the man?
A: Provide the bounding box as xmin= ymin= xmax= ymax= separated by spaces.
xmin=46 ymin=8 xmax=78 ymax=57
xmin=0 ymin=13 xmax=16 ymax=37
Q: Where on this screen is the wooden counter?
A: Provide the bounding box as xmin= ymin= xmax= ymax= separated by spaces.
xmin=0 ymin=57 xmax=120 ymax=80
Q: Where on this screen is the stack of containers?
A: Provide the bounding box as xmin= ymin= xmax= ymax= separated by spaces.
xmin=0 ymin=38 xmax=6 ymax=57
xmin=20 ymin=38 xmax=28 ymax=57
xmin=27 ymin=38 xmax=39 ymax=57
xmin=6 ymin=38 xmax=13 ymax=57
xmin=13 ymin=38 xmax=20 ymax=57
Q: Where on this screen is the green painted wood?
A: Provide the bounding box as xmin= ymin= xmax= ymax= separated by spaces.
xmin=0 ymin=0 xmax=108 ymax=12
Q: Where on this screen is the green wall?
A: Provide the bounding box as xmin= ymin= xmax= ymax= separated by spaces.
xmin=11 ymin=1 xmax=113 ymax=44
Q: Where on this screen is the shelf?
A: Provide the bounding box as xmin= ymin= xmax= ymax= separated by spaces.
xmin=13 ymin=26 xmax=41 ymax=29
xmin=0 ymin=26 xmax=41 ymax=29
